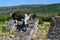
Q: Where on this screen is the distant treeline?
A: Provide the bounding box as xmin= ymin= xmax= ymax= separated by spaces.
xmin=0 ymin=3 xmax=60 ymax=21
xmin=0 ymin=3 xmax=60 ymax=14
xmin=0 ymin=12 xmax=60 ymax=21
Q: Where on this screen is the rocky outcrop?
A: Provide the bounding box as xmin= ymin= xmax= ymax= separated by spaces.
xmin=0 ymin=19 xmax=38 ymax=40
xmin=47 ymin=16 xmax=60 ymax=40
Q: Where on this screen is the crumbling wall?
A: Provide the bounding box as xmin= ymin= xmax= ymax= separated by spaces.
xmin=47 ymin=16 xmax=60 ymax=40
xmin=0 ymin=19 xmax=38 ymax=40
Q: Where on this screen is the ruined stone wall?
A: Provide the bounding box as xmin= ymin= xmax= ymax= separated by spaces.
xmin=47 ymin=16 xmax=60 ymax=40
xmin=0 ymin=19 xmax=38 ymax=40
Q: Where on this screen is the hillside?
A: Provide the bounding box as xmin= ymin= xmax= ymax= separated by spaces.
xmin=0 ymin=3 xmax=60 ymax=15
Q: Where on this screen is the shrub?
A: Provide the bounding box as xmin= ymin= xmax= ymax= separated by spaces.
xmin=1 ymin=26 xmax=7 ymax=33
xmin=38 ymin=18 xmax=44 ymax=24
xmin=0 ymin=14 xmax=13 ymax=21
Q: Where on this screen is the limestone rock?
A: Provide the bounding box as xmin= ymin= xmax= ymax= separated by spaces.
xmin=47 ymin=16 xmax=60 ymax=40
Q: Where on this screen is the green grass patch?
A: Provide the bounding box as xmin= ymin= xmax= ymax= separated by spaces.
xmin=0 ymin=21 xmax=7 ymax=25
xmin=0 ymin=21 xmax=7 ymax=33
xmin=1 ymin=26 xmax=7 ymax=33
xmin=44 ymin=23 xmax=50 ymax=27
xmin=38 ymin=22 xmax=50 ymax=31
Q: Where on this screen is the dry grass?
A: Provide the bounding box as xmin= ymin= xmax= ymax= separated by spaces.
xmin=32 ymin=22 xmax=50 ymax=40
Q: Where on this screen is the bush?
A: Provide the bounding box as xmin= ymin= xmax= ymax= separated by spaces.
xmin=42 ymin=16 xmax=51 ymax=21
xmin=37 ymin=16 xmax=51 ymax=22
xmin=38 ymin=18 xmax=44 ymax=24
xmin=1 ymin=26 xmax=7 ymax=33
xmin=0 ymin=14 xmax=13 ymax=21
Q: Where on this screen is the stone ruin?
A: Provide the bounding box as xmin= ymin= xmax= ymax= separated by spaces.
xmin=47 ymin=16 xmax=60 ymax=40
xmin=0 ymin=19 xmax=38 ymax=40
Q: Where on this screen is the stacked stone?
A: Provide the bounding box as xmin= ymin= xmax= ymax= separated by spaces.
xmin=47 ymin=16 xmax=60 ymax=40
xmin=14 ymin=19 xmax=38 ymax=40
xmin=5 ymin=19 xmax=38 ymax=40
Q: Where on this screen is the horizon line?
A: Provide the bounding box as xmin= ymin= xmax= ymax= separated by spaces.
xmin=0 ymin=3 xmax=60 ymax=7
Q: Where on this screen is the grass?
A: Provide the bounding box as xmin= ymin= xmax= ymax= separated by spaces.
xmin=38 ymin=22 xmax=50 ymax=30
xmin=0 ymin=21 xmax=50 ymax=40
xmin=10 ymin=31 xmax=15 ymax=35
xmin=0 ymin=21 xmax=7 ymax=33
xmin=32 ymin=22 xmax=50 ymax=40
xmin=1 ymin=26 xmax=7 ymax=33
